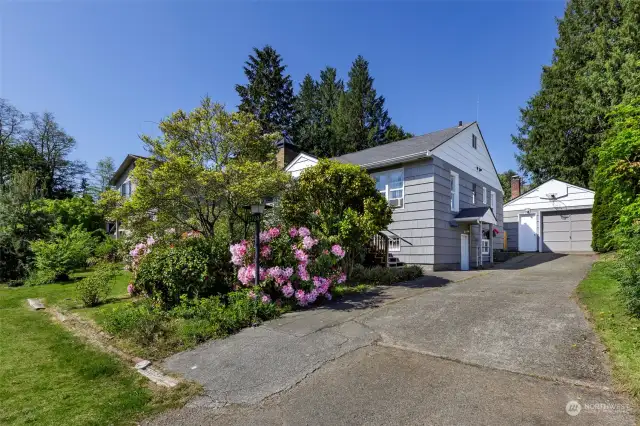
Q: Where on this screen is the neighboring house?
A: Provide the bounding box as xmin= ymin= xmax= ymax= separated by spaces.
xmin=285 ymin=121 xmax=504 ymax=271
xmin=107 ymin=154 xmax=148 ymax=238
xmin=503 ymin=178 xmax=594 ymax=253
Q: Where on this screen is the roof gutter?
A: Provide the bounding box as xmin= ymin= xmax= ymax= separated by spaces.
xmin=361 ymin=150 xmax=432 ymax=170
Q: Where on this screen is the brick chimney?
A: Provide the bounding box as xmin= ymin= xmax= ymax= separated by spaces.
xmin=511 ymin=175 xmax=521 ymax=200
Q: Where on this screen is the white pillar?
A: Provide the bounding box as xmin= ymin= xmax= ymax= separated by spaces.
xmin=478 ymin=221 xmax=483 ymax=268
xmin=489 ymin=223 xmax=494 ymax=263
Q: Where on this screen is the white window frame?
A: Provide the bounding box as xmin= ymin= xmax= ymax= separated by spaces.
xmin=450 ymin=171 xmax=459 ymax=212
xmin=481 ymin=239 xmax=490 ymax=255
xmin=472 ymin=183 xmax=476 ymax=205
xmin=472 ymin=134 xmax=477 ymax=149
xmin=389 ymin=236 xmax=401 ymax=252
xmin=372 ymin=168 xmax=404 ymax=209
xmin=490 ymin=191 xmax=496 ymax=212
xmin=483 ymin=187 xmax=487 ymax=204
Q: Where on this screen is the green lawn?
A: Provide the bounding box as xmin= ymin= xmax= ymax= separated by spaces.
xmin=577 ymin=257 xmax=640 ymax=402
xmin=0 ymin=271 xmax=197 ymax=426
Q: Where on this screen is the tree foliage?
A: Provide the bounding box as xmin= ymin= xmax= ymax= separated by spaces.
xmin=115 ymin=97 xmax=291 ymax=238
xmin=0 ymin=171 xmax=52 ymax=281
xmin=498 ymin=169 xmax=518 ymax=202
xmin=236 ymin=45 xmax=295 ymax=140
xmin=93 ymin=157 xmax=115 ymax=193
xmin=513 ymin=0 xmax=640 ymax=188
xmin=592 ymin=97 xmax=640 ymax=251
xmin=280 ymin=159 xmax=392 ymax=268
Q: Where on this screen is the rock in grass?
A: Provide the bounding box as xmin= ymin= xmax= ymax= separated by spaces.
xmin=27 ymin=298 xmax=45 ymax=310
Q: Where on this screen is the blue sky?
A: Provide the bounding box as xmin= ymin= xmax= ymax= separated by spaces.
xmin=3 ymin=1 xmax=565 ymax=174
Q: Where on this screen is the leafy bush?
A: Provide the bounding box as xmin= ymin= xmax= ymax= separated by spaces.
xmin=101 ymin=290 xmax=280 ymax=356
xmin=102 ymin=298 xmax=170 ymax=347
xmin=77 ymin=264 xmax=119 ymax=307
xmin=592 ymin=97 xmax=640 ymax=252
xmin=93 ymin=238 xmax=122 ymax=262
xmin=349 ymin=265 xmax=423 ymax=286
xmin=279 ymin=159 xmax=393 ymax=270
xmin=25 ymin=269 xmax=58 ymax=286
xmin=133 ymin=236 xmax=233 ymax=307
xmin=614 ymin=235 xmax=640 ymax=316
xmin=29 ymin=226 xmax=97 ymax=283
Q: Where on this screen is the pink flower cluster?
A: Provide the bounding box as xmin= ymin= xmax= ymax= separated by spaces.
xmin=259 ymin=227 xmax=281 ymax=243
xmin=231 ymin=226 xmax=346 ymax=307
xmin=237 ymin=264 xmax=266 ymax=286
xmin=266 ymin=266 xmax=294 ymax=285
xmin=331 ymin=244 xmax=345 ymax=259
xmin=230 ymin=240 xmax=249 ymax=266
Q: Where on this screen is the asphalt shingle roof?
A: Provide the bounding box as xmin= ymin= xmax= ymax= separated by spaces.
xmin=335 ymin=122 xmax=474 ymax=168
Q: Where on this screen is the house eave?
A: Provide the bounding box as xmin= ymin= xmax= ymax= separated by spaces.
xmin=359 ymin=151 xmax=432 ymax=170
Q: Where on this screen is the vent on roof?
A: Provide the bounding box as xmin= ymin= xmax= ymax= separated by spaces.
xmin=458 ymin=120 xmax=463 ymax=127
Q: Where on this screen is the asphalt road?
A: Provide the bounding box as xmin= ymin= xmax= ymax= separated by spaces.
xmin=146 ymin=254 xmax=635 ymax=425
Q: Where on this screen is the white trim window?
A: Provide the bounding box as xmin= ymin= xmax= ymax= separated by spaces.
xmin=450 ymin=171 xmax=459 ymax=212
xmin=373 ymin=168 xmax=404 ymax=209
xmin=490 ymin=191 xmax=496 ymax=212
xmin=389 ymin=236 xmax=401 ymax=252
xmin=483 ymin=187 xmax=487 ymax=204
xmin=481 ymin=239 xmax=490 ymax=255
xmin=120 ymin=181 xmax=132 ymax=199
xmin=472 ymin=183 xmax=477 ymax=205
xmin=472 ymin=134 xmax=477 ymax=149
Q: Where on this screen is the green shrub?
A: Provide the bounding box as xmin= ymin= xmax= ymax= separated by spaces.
xmin=134 ymin=236 xmax=233 ymax=307
xmin=6 ymin=279 xmax=24 ymax=287
xmin=25 ymin=269 xmax=58 ymax=286
xmin=77 ymin=264 xmax=119 ymax=307
xmin=93 ymin=238 xmax=122 ymax=262
xmin=29 ymin=226 xmax=97 ymax=282
xmin=102 ymin=299 xmax=170 ymax=346
xmin=614 ymin=236 xmax=640 ymax=316
xmin=101 ymin=290 xmax=281 ymax=356
xmin=349 ymin=265 xmax=423 ymax=286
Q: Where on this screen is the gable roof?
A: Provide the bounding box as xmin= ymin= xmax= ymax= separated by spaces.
xmin=109 ymin=154 xmax=148 ymax=186
xmin=504 ymin=178 xmax=594 ymax=207
xmin=335 ymin=122 xmax=475 ymax=168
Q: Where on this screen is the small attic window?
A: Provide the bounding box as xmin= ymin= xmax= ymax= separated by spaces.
xmin=472 ymin=134 xmax=477 ymax=149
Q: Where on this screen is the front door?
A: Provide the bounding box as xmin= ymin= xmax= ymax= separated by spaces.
xmin=461 ymin=234 xmax=469 ymax=271
xmin=518 ymin=213 xmax=538 ymax=252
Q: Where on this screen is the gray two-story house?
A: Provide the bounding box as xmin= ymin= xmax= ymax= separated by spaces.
xmin=285 ymin=122 xmax=504 ymax=270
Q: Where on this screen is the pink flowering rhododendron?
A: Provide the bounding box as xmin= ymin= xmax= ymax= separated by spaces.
xmin=230 ymin=226 xmax=346 ymax=307
xmin=331 ymin=244 xmax=345 ymax=258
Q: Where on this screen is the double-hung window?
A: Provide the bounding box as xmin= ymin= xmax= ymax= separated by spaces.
xmin=373 ymin=169 xmax=404 ymax=208
xmin=120 ymin=181 xmax=132 ymax=199
xmin=450 ymin=171 xmax=459 ymax=212
xmin=481 ymin=239 xmax=490 ymax=255
xmin=482 ymin=187 xmax=487 ymax=204
xmin=490 ymin=191 xmax=496 ymax=212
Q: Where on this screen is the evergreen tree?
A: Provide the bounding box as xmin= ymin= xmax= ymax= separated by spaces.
xmin=235 ymin=45 xmax=296 ymax=140
xmin=333 ymin=56 xmax=391 ymax=154
xmin=513 ymin=0 xmax=640 ymax=188
xmin=293 ymin=74 xmax=320 ymax=155
xmin=317 ymin=67 xmax=344 ymax=157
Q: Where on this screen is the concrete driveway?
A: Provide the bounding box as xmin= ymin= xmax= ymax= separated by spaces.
xmin=147 ymin=254 xmax=635 ymax=425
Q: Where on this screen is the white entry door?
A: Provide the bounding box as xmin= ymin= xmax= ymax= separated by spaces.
xmin=518 ymin=213 xmax=538 ymax=252
xmin=460 ymin=234 xmax=469 ymax=271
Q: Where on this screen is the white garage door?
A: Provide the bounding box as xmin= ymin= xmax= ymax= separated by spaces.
xmin=542 ymin=209 xmax=593 ymax=252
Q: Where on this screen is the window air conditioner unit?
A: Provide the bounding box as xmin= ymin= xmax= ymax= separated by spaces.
xmin=389 ymin=198 xmax=403 ymax=208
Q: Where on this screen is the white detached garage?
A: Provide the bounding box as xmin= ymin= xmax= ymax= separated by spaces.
xmin=503 ymin=178 xmax=594 ymax=253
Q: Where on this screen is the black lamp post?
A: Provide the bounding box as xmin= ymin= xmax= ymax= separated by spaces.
xmin=244 ymin=202 xmax=271 ymax=287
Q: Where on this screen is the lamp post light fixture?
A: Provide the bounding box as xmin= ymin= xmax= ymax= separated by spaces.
xmin=244 ymin=201 xmax=272 ymax=287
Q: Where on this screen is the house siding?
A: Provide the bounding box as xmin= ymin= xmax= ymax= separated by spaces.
xmin=430 ymin=156 xmax=503 ymax=269
xmin=383 ymin=156 xmax=503 ymax=269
